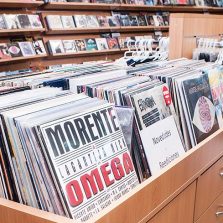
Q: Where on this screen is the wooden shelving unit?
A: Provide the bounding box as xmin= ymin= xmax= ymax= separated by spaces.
xmin=0 ymin=28 xmax=45 ymax=36
xmin=48 ymin=49 xmax=121 ymax=58
xmin=43 ymin=2 xmax=120 ymax=10
xmin=0 ymin=0 xmax=44 ymax=8
xmin=0 ymin=54 xmax=47 ymax=64
xmin=42 ymin=2 xmax=223 ymax=12
xmin=45 ymin=26 xmax=168 ymax=35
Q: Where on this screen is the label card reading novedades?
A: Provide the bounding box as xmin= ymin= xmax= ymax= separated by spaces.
xmin=141 ymin=115 xmax=186 ymax=176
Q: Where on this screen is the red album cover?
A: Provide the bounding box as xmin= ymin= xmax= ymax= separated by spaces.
xmin=106 ymin=37 xmax=119 ymax=49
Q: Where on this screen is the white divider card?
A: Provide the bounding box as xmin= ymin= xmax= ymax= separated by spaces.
xmin=140 ymin=116 xmax=186 ymax=176
xmin=39 ymin=104 xmax=139 ymax=222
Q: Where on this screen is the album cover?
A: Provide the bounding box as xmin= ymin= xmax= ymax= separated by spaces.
xmin=7 ymin=42 xmax=23 ymax=57
xmin=0 ymin=15 xmax=7 ymax=29
xmin=137 ymin=15 xmax=147 ymax=26
xmin=125 ymin=0 xmax=137 ymax=3
xmin=61 ymin=16 xmax=76 ymax=29
xmin=152 ymin=15 xmax=160 ymax=26
xmin=182 ymin=73 xmax=219 ymax=143
xmin=0 ymin=44 xmax=11 ymax=59
xmin=95 ymin=38 xmax=109 ymax=50
xmin=38 ymin=103 xmax=139 ymax=221
xmin=28 ymin=15 xmax=43 ymax=29
xmin=48 ymin=40 xmax=65 ymax=54
xmin=62 ymin=40 xmax=77 ymax=53
xmin=208 ymin=68 xmax=223 ymax=128
xmin=18 ymin=42 xmax=36 ymax=57
xmin=86 ymin=15 xmax=99 ymax=28
xmin=146 ymin=15 xmax=155 ymax=26
xmin=156 ymin=15 xmax=164 ymax=26
xmin=145 ymin=0 xmax=154 ymax=5
xmin=120 ymin=15 xmax=131 ymax=26
xmin=46 ymin=15 xmax=63 ymax=29
xmin=67 ymin=0 xmax=90 ymax=2
xmin=75 ymin=39 xmax=86 ymax=51
xmin=107 ymin=15 xmax=120 ymax=27
xmin=85 ymin=38 xmax=98 ymax=51
xmin=32 ymin=40 xmax=47 ymax=55
xmin=175 ymin=0 xmax=188 ymax=4
xmin=97 ymin=16 xmax=109 ymax=27
xmin=135 ymin=0 xmax=145 ymax=4
xmin=16 ymin=14 xmax=32 ymax=29
xmin=3 ymin=14 xmax=18 ymax=29
xmin=74 ymin=15 xmax=87 ymax=28
xmin=118 ymin=36 xmax=127 ymax=49
xmin=129 ymin=15 xmax=139 ymax=26
xmin=162 ymin=13 xmax=169 ymax=26
xmin=106 ymin=37 xmax=119 ymax=49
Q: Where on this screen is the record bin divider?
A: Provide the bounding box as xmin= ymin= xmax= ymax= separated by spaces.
xmin=0 ymin=129 xmax=222 ymax=223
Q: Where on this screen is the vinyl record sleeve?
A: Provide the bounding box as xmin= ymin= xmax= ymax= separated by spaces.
xmin=38 ymin=103 xmax=139 ymax=222
xmin=18 ymin=42 xmax=36 ymax=57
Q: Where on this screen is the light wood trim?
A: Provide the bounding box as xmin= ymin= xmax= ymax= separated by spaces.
xmin=0 ymin=0 xmax=43 ymax=8
xmin=0 ymin=28 xmax=45 ymax=36
xmin=43 ymin=2 xmax=120 ymax=10
xmin=0 ymin=55 xmax=47 ymax=64
xmin=48 ymin=49 xmax=121 ymax=58
xmin=0 ymin=198 xmax=73 ymax=223
xmin=42 ymin=2 xmax=223 ymax=12
xmin=45 ymin=26 xmax=168 ymax=35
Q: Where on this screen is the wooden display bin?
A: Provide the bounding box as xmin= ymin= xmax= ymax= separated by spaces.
xmin=0 ymin=129 xmax=223 ymax=223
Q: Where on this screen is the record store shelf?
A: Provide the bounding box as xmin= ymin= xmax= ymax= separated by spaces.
xmin=45 ymin=26 xmax=169 ymax=35
xmin=0 ymin=129 xmax=223 ymax=223
xmin=0 ymin=54 xmax=47 ymax=64
xmin=48 ymin=49 xmax=122 ymax=59
xmin=0 ymin=28 xmax=46 ymax=36
xmin=42 ymin=2 xmax=223 ymax=12
xmin=0 ymin=0 xmax=44 ymax=8
xmin=43 ymin=2 xmax=120 ymax=10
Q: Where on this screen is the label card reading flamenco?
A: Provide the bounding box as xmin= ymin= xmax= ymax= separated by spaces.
xmin=141 ymin=115 xmax=186 ymax=176
xmin=39 ymin=104 xmax=139 ymax=222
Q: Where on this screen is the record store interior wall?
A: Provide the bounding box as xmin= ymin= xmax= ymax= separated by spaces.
xmin=1 ymin=0 xmax=223 ymax=71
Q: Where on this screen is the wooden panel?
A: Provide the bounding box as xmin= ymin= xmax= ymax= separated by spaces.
xmin=195 ymin=192 xmax=223 ymax=223
xmin=147 ymin=181 xmax=196 ymax=223
xmin=93 ymin=129 xmax=223 ymax=223
xmin=169 ymin=14 xmax=184 ymax=59
xmin=0 ymin=198 xmax=73 ymax=223
xmin=194 ymin=156 xmax=223 ymax=221
xmin=169 ymin=13 xmax=223 ymax=59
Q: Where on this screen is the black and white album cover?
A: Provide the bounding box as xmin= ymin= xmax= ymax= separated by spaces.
xmin=16 ymin=14 xmax=32 ymax=29
xmin=3 ymin=14 xmax=18 ymax=29
xmin=28 ymin=15 xmax=43 ymax=29
xmin=48 ymin=40 xmax=65 ymax=54
xmin=0 ymin=15 xmax=7 ymax=29
xmin=32 ymin=40 xmax=47 ymax=55
xmin=18 ymin=42 xmax=36 ymax=57
xmin=61 ymin=16 xmax=76 ymax=29
xmin=62 ymin=40 xmax=77 ymax=53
